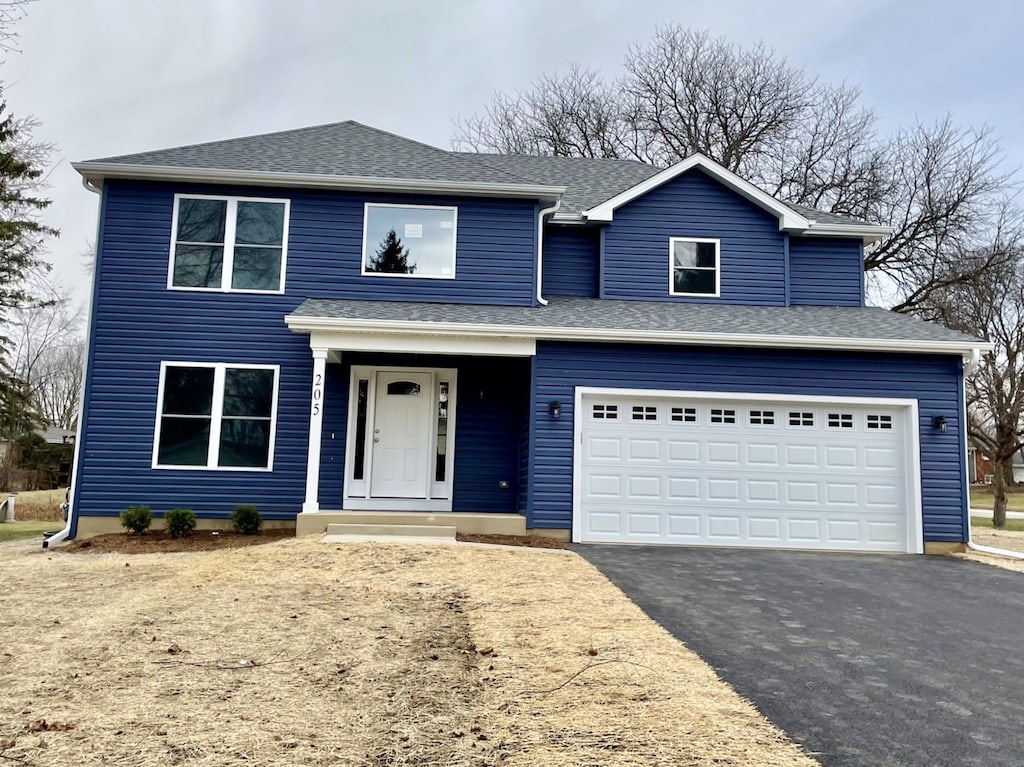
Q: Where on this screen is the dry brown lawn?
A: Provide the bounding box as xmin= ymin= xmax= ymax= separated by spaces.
xmin=0 ymin=537 xmax=817 ymax=766
xmin=957 ymin=528 xmax=1024 ymax=572
xmin=9 ymin=487 xmax=66 ymax=521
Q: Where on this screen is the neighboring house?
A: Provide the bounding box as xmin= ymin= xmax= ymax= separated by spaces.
xmin=64 ymin=121 xmax=987 ymax=553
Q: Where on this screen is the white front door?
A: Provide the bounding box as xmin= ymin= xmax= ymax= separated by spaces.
xmin=369 ymin=371 xmax=434 ymax=498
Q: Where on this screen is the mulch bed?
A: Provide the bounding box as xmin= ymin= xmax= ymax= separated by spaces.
xmin=65 ymin=528 xmax=294 ymax=554
xmin=455 ymin=533 xmax=568 ymax=549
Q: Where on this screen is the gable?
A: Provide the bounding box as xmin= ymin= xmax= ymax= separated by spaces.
xmin=601 ymin=168 xmax=787 ymax=305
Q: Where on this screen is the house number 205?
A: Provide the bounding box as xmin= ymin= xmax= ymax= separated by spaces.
xmin=311 ymin=373 xmax=323 ymax=416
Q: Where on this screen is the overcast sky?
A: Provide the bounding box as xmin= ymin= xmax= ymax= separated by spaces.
xmin=7 ymin=0 xmax=1024 ymax=307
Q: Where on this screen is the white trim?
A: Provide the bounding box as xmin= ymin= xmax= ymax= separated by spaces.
xmin=581 ymin=153 xmax=891 ymax=243
xmin=343 ymin=365 xmax=458 ymax=511
xmin=302 ymin=348 xmax=329 ymax=514
xmin=343 ymin=498 xmax=455 ymax=512
xmin=73 ymin=161 xmax=565 ymax=201
xmin=360 ymin=202 xmax=457 ymax=280
xmin=151 ymin=361 xmax=280 ymax=472
xmin=584 ymin=154 xmax=811 ymax=229
xmin=668 ymin=237 xmax=720 ymax=298
xmin=570 ymin=386 xmax=924 ymax=554
xmin=168 ymin=193 xmax=290 ymax=294
xmin=285 ymin=313 xmax=989 ymax=359
xmin=306 ymin=329 xmax=536 ymax=357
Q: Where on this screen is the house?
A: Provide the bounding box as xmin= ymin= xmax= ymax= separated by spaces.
xmin=61 ymin=121 xmax=987 ymax=553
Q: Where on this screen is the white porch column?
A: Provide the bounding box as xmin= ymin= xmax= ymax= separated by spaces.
xmin=301 ymin=347 xmax=329 ymax=514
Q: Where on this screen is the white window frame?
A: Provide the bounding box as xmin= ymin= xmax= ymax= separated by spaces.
xmin=168 ymin=193 xmax=290 ymax=294
xmin=669 ymin=237 xmax=720 ymax=297
xmin=152 ymin=361 xmax=280 ymax=471
xmin=360 ymin=202 xmax=458 ymax=280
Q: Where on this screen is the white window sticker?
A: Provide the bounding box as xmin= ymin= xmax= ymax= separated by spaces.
xmin=404 ymin=223 xmax=423 ymax=238
xmin=439 ymin=220 xmax=454 ymax=229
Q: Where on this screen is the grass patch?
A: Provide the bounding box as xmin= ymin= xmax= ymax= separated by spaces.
xmin=0 ymin=520 xmax=57 ymax=542
xmin=971 ymin=516 xmax=1024 ymax=532
xmin=969 ymin=487 xmax=1024 ymax=512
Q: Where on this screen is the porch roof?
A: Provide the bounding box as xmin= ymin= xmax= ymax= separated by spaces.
xmin=285 ymin=296 xmax=988 ymax=358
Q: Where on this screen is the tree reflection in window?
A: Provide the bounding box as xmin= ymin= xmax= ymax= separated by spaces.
xmin=171 ymin=196 xmax=287 ymax=291
xmin=366 ymin=229 xmax=417 ymax=274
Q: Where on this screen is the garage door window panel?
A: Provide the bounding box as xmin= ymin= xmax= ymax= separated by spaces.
xmin=788 ymin=411 xmax=815 ymax=427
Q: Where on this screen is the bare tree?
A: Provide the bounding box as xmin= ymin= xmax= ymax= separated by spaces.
xmin=454 ymin=64 xmax=633 ymax=159
xmin=8 ymin=279 xmax=83 ymax=428
xmin=923 ymin=250 xmax=1024 ymax=528
xmin=453 ymin=25 xmax=1020 ymax=315
xmin=32 ymin=341 xmax=82 ymax=429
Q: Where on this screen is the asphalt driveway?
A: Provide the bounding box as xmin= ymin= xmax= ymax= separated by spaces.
xmin=577 ymin=546 xmax=1024 ymax=767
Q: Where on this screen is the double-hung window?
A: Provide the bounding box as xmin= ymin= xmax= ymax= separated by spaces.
xmin=669 ymin=237 xmax=719 ymax=296
xmin=154 ymin=362 xmax=279 ymax=470
xmin=170 ymin=195 xmax=289 ymax=293
xmin=362 ymin=203 xmax=457 ymax=278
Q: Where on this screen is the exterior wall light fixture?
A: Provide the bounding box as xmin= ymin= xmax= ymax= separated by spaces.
xmin=549 ymin=400 xmax=561 ymax=418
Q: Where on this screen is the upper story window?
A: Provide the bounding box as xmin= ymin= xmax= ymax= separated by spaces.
xmin=153 ymin=362 xmax=279 ymax=470
xmin=669 ymin=237 xmax=719 ymax=297
xmin=362 ymin=203 xmax=457 ymax=279
xmin=170 ymin=195 xmax=289 ymax=293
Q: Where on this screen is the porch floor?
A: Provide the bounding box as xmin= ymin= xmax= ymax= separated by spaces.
xmin=296 ymin=511 xmax=527 ymax=537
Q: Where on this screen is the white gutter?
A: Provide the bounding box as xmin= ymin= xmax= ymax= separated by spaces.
xmin=44 ymin=182 xmax=103 ymax=547
xmin=284 ymin=314 xmax=991 ymax=359
xmin=71 ymin=162 xmax=566 ymax=201
xmin=535 ymin=199 xmax=562 ymax=306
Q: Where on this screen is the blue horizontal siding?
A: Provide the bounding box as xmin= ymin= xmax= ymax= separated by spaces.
xmin=316 ymin=353 xmax=530 ymax=512
xmin=543 ymin=225 xmax=599 ymax=297
xmin=528 ymin=342 xmax=966 ymax=543
xmin=789 ymin=237 xmax=864 ymax=306
xmin=104 ymin=180 xmax=538 ymax=306
xmin=602 ymin=169 xmax=786 ymax=305
xmin=71 ymin=180 xmax=538 ymax=526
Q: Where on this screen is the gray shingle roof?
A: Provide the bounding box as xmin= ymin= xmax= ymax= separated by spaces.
xmin=453 ymin=152 xmax=659 ymax=216
xmin=86 ymin=121 xmax=539 ymax=187
xmin=80 ymin=121 xmax=872 ymax=228
xmin=786 ymin=202 xmax=871 ymax=227
xmin=287 ymin=296 xmax=982 ymax=348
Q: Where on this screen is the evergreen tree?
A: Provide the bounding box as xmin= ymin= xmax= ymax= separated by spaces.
xmin=366 ymin=229 xmax=416 ymax=274
xmin=0 ymin=98 xmax=58 ymax=440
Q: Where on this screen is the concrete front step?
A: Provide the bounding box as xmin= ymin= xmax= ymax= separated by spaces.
xmin=325 ymin=523 xmax=457 ymax=539
xmin=298 ymin=511 xmax=526 ymax=537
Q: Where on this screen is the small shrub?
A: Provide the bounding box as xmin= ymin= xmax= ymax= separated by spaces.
xmin=232 ymin=505 xmax=262 ymax=535
xmin=120 ymin=506 xmax=152 ymax=536
xmin=165 ymin=508 xmax=197 ymax=539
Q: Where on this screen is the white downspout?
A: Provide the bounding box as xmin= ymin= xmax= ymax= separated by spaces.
xmin=958 ymin=347 xmax=1024 ymax=559
xmin=535 ymin=200 xmax=561 ymax=306
xmin=43 ymin=176 xmax=102 ymax=547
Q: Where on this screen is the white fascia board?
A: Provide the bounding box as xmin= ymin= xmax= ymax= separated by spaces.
xmin=284 ymin=314 xmax=992 ymax=359
xmin=793 ymin=223 xmax=894 ymax=244
xmin=583 ymin=154 xmax=811 ymax=230
xmin=70 ymin=162 xmax=566 ymax=201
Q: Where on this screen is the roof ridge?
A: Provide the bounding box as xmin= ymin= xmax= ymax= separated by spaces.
xmin=87 ymin=120 xmax=366 ymax=163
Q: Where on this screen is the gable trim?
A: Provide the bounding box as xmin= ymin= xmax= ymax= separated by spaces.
xmin=581 ymin=153 xmax=891 ymax=242
xmin=583 ymin=154 xmax=810 ymax=229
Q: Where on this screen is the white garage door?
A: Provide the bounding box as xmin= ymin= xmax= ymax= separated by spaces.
xmin=576 ymin=392 xmax=918 ymax=552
